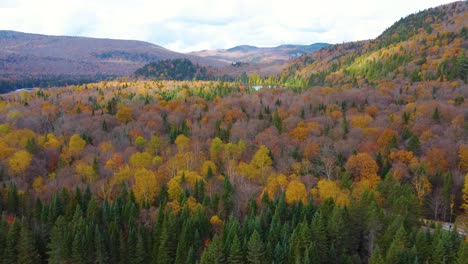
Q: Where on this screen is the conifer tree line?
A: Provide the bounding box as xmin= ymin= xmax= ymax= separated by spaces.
xmin=0 ymin=175 xmax=466 ymax=264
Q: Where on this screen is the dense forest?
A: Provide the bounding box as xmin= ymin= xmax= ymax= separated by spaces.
xmin=134 ymin=59 xmax=212 ymax=81
xmin=0 ymin=1 xmax=467 ymax=264
xmin=0 ymin=74 xmax=466 ymax=263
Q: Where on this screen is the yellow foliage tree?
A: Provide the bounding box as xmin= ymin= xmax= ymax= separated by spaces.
xmin=69 ymin=134 xmax=86 ymax=156
xmin=175 ymin=134 xmax=190 ymax=152
xmin=350 ymin=115 xmax=373 ymax=128
xmin=32 ymin=176 xmax=45 ymax=193
xmin=133 ymin=168 xmax=159 ymax=205
xmin=458 ymin=145 xmax=468 ymax=172
xmin=462 ymin=173 xmax=468 ymax=212
xmin=389 ymin=150 xmax=415 ymax=165
xmin=8 ymin=150 xmax=32 ymax=174
xmin=412 ymin=176 xmax=431 ymax=206
xmin=251 ymin=145 xmax=272 ymax=169
xmin=146 ymin=134 xmax=162 ymax=154
xmin=75 ymin=161 xmax=97 ymax=183
xmin=168 ymin=178 xmax=183 ymax=201
xmin=0 ymin=139 xmax=14 ymax=159
xmin=210 ymin=137 xmax=223 ymax=162
xmin=264 ymin=174 xmax=289 ymax=199
xmin=129 ymin=152 xmax=153 ymax=168
xmin=111 ymin=165 xmax=132 ymax=186
xmin=285 ymin=180 xmax=307 ymax=205
xmin=201 ymin=160 xmax=217 ymax=177
xmin=377 ymin=129 xmax=398 ymax=153
xmin=314 ymin=179 xmax=350 ymax=206
xmin=42 ymin=133 xmax=61 ymax=149
xmin=345 ymin=153 xmax=379 ymax=180
xmin=116 ymin=104 xmax=134 ymax=123
xmin=176 ymin=170 xmax=203 ymax=188
xmin=99 ymin=141 xmax=114 ymax=153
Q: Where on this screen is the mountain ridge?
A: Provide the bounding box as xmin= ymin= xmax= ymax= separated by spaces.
xmin=189 ymin=43 xmax=330 ymax=64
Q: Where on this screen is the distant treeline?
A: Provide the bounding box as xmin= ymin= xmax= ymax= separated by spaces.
xmin=134 ymin=59 xmax=213 ymax=80
xmin=0 ymin=75 xmax=115 ymax=94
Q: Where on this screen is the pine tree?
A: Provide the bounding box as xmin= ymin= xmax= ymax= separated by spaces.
xmin=385 ymin=226 xmax=408 ymax=264
xmin=156 ymin=218 xmax=172 ymax=264
xmin=94 ymin=227 xmax=109 ymax=264
xmin=272 ymin=110 xmax=283 ymax=133
xmin=17 ymin=222 xmax=41 ymax=264
xmin=175 ymin=222 xmax=192 ymax=264
xmin=48 ymin=216 xmax=72 ymax=263
xmin=180 ymin=246 xmax=195 ymax=264
xmin=221 ymin=176 xmax=235 ymax=218
xmin=456 ymin=241 xmax=468 ymax=264
xmin=200 ymin=235 xmax=224 ymax=264
xmin=3 ymin=220 xmax=20 ymax=264
xmin=228 ymin=234 xmax=244 ymax=264
xmin=369 ymin=245 xmax=385 ymax=264
xmin=247 ymin=231 xmax=266 ymax=264
xmin=407 ymin=135 xmax=421 ymax=154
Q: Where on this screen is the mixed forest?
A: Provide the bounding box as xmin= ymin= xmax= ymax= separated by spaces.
xmin=0 ymin=1 xmax=467 ymax=264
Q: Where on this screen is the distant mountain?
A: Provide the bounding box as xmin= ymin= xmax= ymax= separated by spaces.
xmin=281 ymin=1 xmax=467 ymax=87
xmin=189 ymin=43 xmax=330 ymax=64
xmin=0 ymin=31 xmax=226 ymax=92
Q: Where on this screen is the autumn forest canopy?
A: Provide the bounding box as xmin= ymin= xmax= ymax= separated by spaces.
xmin=0 ymin=1 xmax=467 ymax=264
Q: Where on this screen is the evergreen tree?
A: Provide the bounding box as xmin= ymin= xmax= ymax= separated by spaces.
xmin=228 ymin=234 xmax=244 ymax=264
xmin=247 ymin=231 xmax=266 ymax=264
xmin=184 ymin=246 xmax=197 ymax=264
xmin=17 ymin=222 xmax=41 ymax=264
xmin=369 ymin=245 xmax=385 ymax=264
xmin=200 ymin=235 xmax=225 ymax=264
xmin=3 ymin=220 xmax=20 ymax=264
xmin=221 ymin=176 xmax=235 ymax=218
xmin=94 ymin=227 xmax=109 ymax=264
xmin=385 ymin=226 xmax=408 ymax=264
xmin=48 ymin=216 xmax=72 ymax=263
xmin=407 ymin=135 xmax=421 ymax=154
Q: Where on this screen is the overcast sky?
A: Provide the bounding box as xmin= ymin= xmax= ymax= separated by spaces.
xmin=0 ymin=0 xmax=456 ymax=52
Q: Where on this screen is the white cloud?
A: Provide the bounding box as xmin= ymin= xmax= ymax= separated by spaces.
xmin=0 ymin=0 xmax=456 ymax=52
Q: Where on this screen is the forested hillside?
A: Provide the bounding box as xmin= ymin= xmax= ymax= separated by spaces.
xmin=0 ymin=76 xmax=466 ymax=263
xmin=279 ymin=1 xmax=467 ymax=88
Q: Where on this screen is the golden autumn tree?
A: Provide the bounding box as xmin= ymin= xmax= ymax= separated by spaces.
xmin=129 ymin=152 xmax=153 ymax=168
xmin=175 ymin=134 xmax=190 ymax=152
xmin=146 ymin=134 xmax=162 ymax=154
xmin=41 ymin=133 xmax=61 ymax=149
xmin=69 ymin=134 xmax=86 ymax=156
xmin=0 ymin=139 xmax=14 ymax=159
xmin=32 ymin=176 xmax=46 ymax=193
xmin=251 ymin=145 xmax=272 ymax=170
xmin=312 ymin=179 xmax=350 ymax=206
xmin=285 ymin=180 xmax=307 ymax=205
xmin=201 ymin=160 xmax=217 ymax=178
xmin=458 ymin=145 xmax=468 ymax=172
xmin=8 ymin=150 xmax=32 ymax=174
xmin=412 ymin=176 xmax=431 ymax=206
xmin=377 ymin=128 xmax=398 ymax=153
xmin=210 ymin=137 xmax=223 ymax=162
xmin=424 ymin=148 xmax=449 ymax=176
xmin=116 ymin=104 xmax=134 ymax=124
xmin=350 ymin=114 xmax=373 ymax=128
xmin=75 ymin=161 xmax=97 ymax=183
xmin=167 ymin=178 xmax=184 ymax=201
xmin=462 ymin=173 xmax=468 ymax=212
xmin=133 ymin=168 xmax=159 ymax=205
xmin=345 ymin=152 xmax=379 ymax=180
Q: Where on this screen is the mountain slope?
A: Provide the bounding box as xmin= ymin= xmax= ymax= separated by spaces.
xmin=190 ymin=43 xmax=330 ymax=64
xmin=0 ymin=31 xmax=226 ymax=91
xmin=281 ymin=1 xmax=467 ymax=87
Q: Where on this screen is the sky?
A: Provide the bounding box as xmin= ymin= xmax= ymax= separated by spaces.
xmin=0 ymin=0 xmax=456 ymax=52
